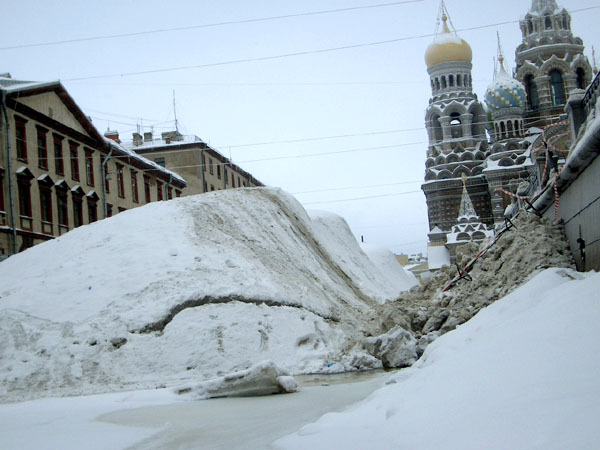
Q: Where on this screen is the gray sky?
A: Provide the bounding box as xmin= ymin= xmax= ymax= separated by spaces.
xmin=1 ymin=0 xmax=598 ymax=255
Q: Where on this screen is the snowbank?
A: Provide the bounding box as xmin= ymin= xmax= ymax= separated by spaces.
xmin=0 ymin=188 xmax=404 ymax=402
xmin=309 ymin=210 xmax=417 ymax=302
xmin=274 ymin=268 xmax=600 ymax=450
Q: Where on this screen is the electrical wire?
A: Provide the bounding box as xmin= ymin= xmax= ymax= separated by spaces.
xmin=0 ymin=1 xmax=425 ymax=51
xmin=61 ymin=7 xmax=600 ymax=82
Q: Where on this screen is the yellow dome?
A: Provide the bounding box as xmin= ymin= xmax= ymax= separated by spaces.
xmin=425 ymin=15 xmax=472 ymax=68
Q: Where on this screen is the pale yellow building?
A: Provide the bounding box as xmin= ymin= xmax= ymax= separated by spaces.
xmin=0 ymin=74 xmax=186 ymax=257
xmin=117 ymin=130 xmax=263 ymax=196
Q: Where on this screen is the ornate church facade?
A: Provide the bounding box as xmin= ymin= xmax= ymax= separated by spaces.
xmin=422 ymin=0 xmax=594 ymax=262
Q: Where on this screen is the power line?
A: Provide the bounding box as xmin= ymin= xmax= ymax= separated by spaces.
xmin=0 ymin=0 xmax=424 ymax=51
xmin=62 ymin=7 xmax=600 ymax=82
xmin=291 ymin=180 xmax=423 ymax=195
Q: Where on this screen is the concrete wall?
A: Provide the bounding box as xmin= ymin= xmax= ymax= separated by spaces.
xmin=543 ymin=154 xmax=600 ymax=271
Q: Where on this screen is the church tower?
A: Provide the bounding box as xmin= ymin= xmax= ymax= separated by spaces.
xmin=422 ymin=4 xmax=492 ymax=240
xmin=515 ymin=0 xmax=593 ymax=127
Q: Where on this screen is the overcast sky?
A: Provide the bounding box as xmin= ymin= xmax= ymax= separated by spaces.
xmin=1 ymin=0 xmax=598 ymax=255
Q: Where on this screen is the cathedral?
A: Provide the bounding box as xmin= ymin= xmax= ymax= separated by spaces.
xmin=422 ymin=0 xmax=594 ymax=264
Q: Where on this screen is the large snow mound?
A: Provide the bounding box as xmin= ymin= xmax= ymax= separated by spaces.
xmin=274 ymin=268 xmax=600 ymax=450
xmin=0 ymin=188 xmax=403 ymax=402
xmin=359 ymin=243 xmax=418 ymax=296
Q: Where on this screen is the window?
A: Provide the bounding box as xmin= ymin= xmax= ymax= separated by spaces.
xmin=70 ymin=142 xmax=80 ymax=181
xmin=15 ymin=117 xmax=27 ymax=161
xmin=450 ymin=112 xmax=462 ymax=139
xmin=37 ymin=127 xmax=48 ymax=170
xmin=154 ymin=157 xmax=165 ymax=167
xmin=85 ymin=149 xmax=94 ymax=186
xmin=441 ymin=77 xmax=447 ymax=89
xmin=576 ymin=68 xmax=586 ymax=90
xmin=525 ymin=75 xmax=539 ymax=109
xmin=54 ymin=135 xmax=64 ymax=175
xmin=17 ymin=179 xmax=32 ymax=218
xmin=167 ymin=186 xmax=172 ymax=200
xmin=209 ymin=158 xmax=214 ymax=175
xmin=157 ymin=181 xmax=163 ymax=200
xmin=545 ymin=15 xmax=552 ymax=30
xmin=449 ymin=75 xmax=454 ymax=87
xmin=202 ymin=154 xmax=206 ymax=171
xmin=57 ymin=191 xmax=68 ymax=227
xmin=116 ymin=164 xmax=124 ymax=198
xmin=104 ymin=163 xmax=110 ymax=193
xmin=144 ymin=176 xmax=151 ymax=203
xmin=106 ymin=203 xmax=113 ymax=218
xmin=210 ymin=184 xmax=215 ymax=191
xmin=88 ymin=200 xmax=97 ymax=223
xmin=131 ymin=170 xmax=139 ymax=203
xmin=231 ymin=173 xmax=235 ymax=188
xmin=224 ymin=168 xmax=228 ymax=185
xmin=39 ymin=185 xmax=53 ymax=225
xmin=550 ymin=70 xmax=565 ymax=106
xmin=175 ymin=190 xmax=181 ymax=198
xmin=217 ymin=164 xmax=221 ymax=180
xmin=73 ymin=196 xmax=83 ymax=228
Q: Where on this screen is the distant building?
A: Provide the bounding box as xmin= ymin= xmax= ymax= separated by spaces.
xmin=114 ymin=130 xmax=263 ymax=196
xmin=0 ymin=74 xmax=186 ymax=257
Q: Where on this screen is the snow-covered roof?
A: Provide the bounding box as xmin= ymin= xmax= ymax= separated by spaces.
xmin=124 ymin=134 xmax=204 ymax=151
xmin=0 ymin=76 xmax=60 ymax=94
xmin=102 ymin=136 xmax=186 ymax=185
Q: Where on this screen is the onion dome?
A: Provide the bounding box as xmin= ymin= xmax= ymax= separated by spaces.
xmin=484 ymin=56 xmax=527 ymax=111
xmin=425 ymin=14 xmax=473 ymax=68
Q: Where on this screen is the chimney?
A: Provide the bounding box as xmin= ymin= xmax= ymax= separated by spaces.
xmin=104 ymin=130 xmax=121 ymax=144
xmin=144 ymin=131 xmax=153 ymax=142
xmin=132 ymin=132 xmax=142 ymax=146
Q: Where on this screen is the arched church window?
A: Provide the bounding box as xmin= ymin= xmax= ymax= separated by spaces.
xmin=514 ymin=120 xmax=520 ymax=136
xmin=527 ymin=19 xmax=533 ymax=34
xmin=550 ymin=69 xmax=565 ymax=105
xmin=507 ymin=121 xmax=513 ymax=137
xmin=450 ymin=112 xmax=462 ymax=139
xmin=457 ymin=74 xmax=462 ymax=87
xmin=435 ymin=78 xmax=440 ymax=90
xmin=449 ymin=75 xmax=454 ymax=87
xmin=442 ymin=77 xmax=447 ymax=89
xmin=545 ymin=15 xmax=552 ymax=30
xmin=562 ymin=14 xmax=568 ymax=30
xmin=500 ymin=121 xmax=506 ymax=139
xmin=525 ymin=74 xmax=539 ymax=109
xmin=576 ymin=68 xmax=586 ymax=89
xmin=432 ymin=115 xmax=443 ymax=143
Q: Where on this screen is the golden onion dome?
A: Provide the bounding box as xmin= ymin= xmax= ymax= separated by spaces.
xmin=425 ymin=15 xmax=472 ymax=68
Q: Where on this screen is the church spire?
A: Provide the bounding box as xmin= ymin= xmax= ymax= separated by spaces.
xmin=530 ymin=0 xmax=560 ymax=14
xmin=458 ymin=175 xmax=477 ymax=218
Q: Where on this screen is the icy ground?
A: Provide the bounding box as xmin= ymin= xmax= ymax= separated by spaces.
xmin=0 ymin=188 xmax=416 ymax=402
xmin=1 ymin=268 xmax=598 ymax=449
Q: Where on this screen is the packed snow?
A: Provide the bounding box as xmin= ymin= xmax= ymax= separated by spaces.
xmin=274 ymin=268 xmax=600 ymax=450
xmin=0 ymin=188 xmax=415 ymax=402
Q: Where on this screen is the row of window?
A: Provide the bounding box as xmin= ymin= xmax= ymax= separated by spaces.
xmin=430 ymin=73 xmax=472 ymax=94
xmin=494 ymin=119 xmax=525 ymax=140
xmin=523 ymin=13 xmax=570 ymax=36
xmin=201 ymin=153 xmax=249 ymax=189
xmin=524 ymin=69 xmax=587 ymax=109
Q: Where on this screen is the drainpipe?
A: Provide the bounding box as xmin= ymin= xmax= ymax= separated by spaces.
xmin=166 ymin=173 xmax=172 ymax=199
xmin=200 ymin=147 xmax=206 ymax=193
xmin=1 ymin=89 xmax=18 ymax=255
xmin=101 ymin=144 xmax=114 ymax=218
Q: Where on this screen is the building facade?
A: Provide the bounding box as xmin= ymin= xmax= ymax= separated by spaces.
xmin=114 ymin=130 xmax=263 ymax=197
xmin=0 ymin=75 xmax=186 ymax=257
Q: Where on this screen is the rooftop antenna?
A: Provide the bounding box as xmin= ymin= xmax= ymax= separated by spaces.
xmin=173 ymin=89 xmax=179 ymax=133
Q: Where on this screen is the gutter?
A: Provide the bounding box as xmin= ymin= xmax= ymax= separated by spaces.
xmin=101 ymin=144 xmax=114 ymax=218
xmin=1 ymin=89 xmax=18 ymax=255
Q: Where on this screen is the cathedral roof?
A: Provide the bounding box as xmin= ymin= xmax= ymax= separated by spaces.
xmin=425 ymin=14 xmax=472 ymax=68
xmin=528 ymin=0 xmax=561 ymax=15
xmin=484 ymin=58 xmax=527 ymax=111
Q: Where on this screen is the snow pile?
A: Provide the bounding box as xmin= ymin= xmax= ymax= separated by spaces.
xmin=274 ymin=268 xmax=600 ymax=450
xmin=379 ymin=213 xmax=575 ymax=344
xmin=174 ymin=360 xmax=298 ymax=399
xmin=0 ymin=188 xmax=407 ymax=402
xmin=359 ymin=243 xmax=418 ymax=297
xmin=308 ymin=210 xmax=417 ymax=302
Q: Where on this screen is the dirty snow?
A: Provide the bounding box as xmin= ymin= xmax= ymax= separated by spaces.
xmin=0 ymin=188 xmax=411 ymax=402
xmin=274 ymin=268 xmax=600 ymax=450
